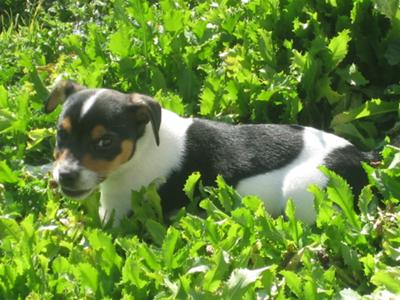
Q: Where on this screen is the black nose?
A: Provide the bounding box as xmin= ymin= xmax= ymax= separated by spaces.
xmin=59 ymin=169 xmax=79 ymax=187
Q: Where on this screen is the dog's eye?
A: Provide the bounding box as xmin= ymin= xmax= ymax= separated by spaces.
xmin=95 ymin=135 xmax=114 ymax=150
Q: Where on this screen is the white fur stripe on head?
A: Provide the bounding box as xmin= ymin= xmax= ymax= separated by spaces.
xmin=80 ymin=89 xmax=106 ymax=118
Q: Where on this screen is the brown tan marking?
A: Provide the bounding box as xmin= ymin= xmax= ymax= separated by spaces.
xmin=61 ymin=116 xmax=72 ymax=133
xmin=91 ymin=125 xmax=107 ymax=140
xmin=81 ymin=140 xmax=134 ymax=174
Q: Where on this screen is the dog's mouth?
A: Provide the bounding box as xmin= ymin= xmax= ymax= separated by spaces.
xmin=61 ymin=186 xmax=93 ymax=199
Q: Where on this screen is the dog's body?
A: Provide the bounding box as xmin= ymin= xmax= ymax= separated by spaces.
xmin=45 ymin=81 xmax=369 ymax=225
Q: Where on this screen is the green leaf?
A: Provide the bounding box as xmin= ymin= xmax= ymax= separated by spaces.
xmin=162 ymin=227 xmax=180 ymax=269
xmin=373 ymin=0 xmax=399 ymax=20
xmin=154 ymin=92 xmax=185 ymax=115
xmin=0 ymin=108 xmax=15 ymax=131
xmin=163 ymin=9 xmax=185 ymax=32
xmin=108 ymin=26 xmax=131 ymax=57
xmin=0 ymin=85 xmax=8 ymax=108
xmin=281 ymin=270 xmax=302 ymax=298
xmin=320 ymin=166 xmax=360 ymax=229
xmin=0 ymin=216 xmax=20 ymax=239
xmin=86 ymin=229 xmax=122 ymax=273
xmin=358 ymin=185 xmax=376 ymax=217
xmin=340 ymin=242 xmax=362 ymax=271
xmin=122 ymin=257 xmax=147 ymax=288
xmin=183 ymin=172 xmax=201 ymax=202
xmin=75 ymin=263 xmax=98 ymax=294
xmin=371 ymin=267 xmax=400 ymax=294
xmin=225 ymin=267 xmax=270 ymax=299
xmin=138 ymin=244 xmax=160 ymax=271
xmin=331 ymin=99 xmax=398 ymax=127
xmin=200 ymin=87 xmax=216 ymax=116
xmin=27 ymin=128 xmax=53 ymax=150
xmin=203 ymin=250 xmax=230 ymax=292
xmin=328 ymin=29 xmax=351 ymax=68
xmin=0 ymin=161 xmax=18 ymax=183
xmin=145 ymin=219 xmax=166 ymax=246
xmin=52 ymin=257 xmax=72 ymax=274
xmin=337 ymin=64 xmax=369 ymax=87
xmin=303 ymin=280 xmax=317 ymax=300
xmin=285 ymin=199 xmax=301 ymax=245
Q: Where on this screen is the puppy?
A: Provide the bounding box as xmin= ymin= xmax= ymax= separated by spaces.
xmin=45 ymin=81 xmax=370 ymax=225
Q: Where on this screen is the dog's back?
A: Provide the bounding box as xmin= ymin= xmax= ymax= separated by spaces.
xmin=159 ymin=119 xmax=368 ymax=223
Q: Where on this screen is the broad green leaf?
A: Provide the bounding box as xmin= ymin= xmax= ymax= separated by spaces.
xmin=328 ymin=29 xmax=351 ymax=68
xmin=257 ymin=29 xmax=276 ymax=69
xmin=385 ymin=39 xmax=400 ymax=66
xmin=0 ymin=108 xmax=15 ymax=131
xmin=225 ymin=267 xmax=270 ymax=299
xmin=183 ymin=172 xmax=201 ymax=202
xmin=331 ymin=99 xmax=398 ymax=127
xmin=200 ymin=87 xmax=215 ymax=116
xmin=52 ymin=256 xmax=72 ymax=274
xmin=163 ymin=9 xmax=185 ymax=32
xmin=122 ymin=256 xmax=147 ymax=288
xmin=75 ymin=263 xmax=98 ymax=294
xmin=360 ymin=254 xmax=375 ymax=277
xmin=0 ymin=160 xmax=18 ymax=183
xmin=86 ymin=229 xmax=122 ymax=273
xmin=203 ymin=250 xmax=230 ymax=292
xmin=281 ymin=270 xmax=302 ymax=298
xmin=320 ymin=167 xmax=360 ymax=229
xmin=303 ymin=280 xmax=317 ymax=300
xmin=285 ymin=199 xmax=301 ymax=245
xmin=214 ymin=176 xmax=242 ymax=211
xmin=373 ymin=0 xmax=399 ymax=20
xmin=162 ymin=227 xmax=180 ymax=269
xmin=138 ymin=244 xmax=160 ymax=271
xmin=108 ymin=26 xmax=131 ymax=57
xmin=337 ymin=64 xmax=369 ymax=87
xmin=358 ymin=185 xmax=375 ymax=217
xmin=27 ymin=128 xmax=53 ymax=150
xmin=0 ymin=216 xmax=20 ymax=239
xmin=340 ymin=242 xmax=363 ymax=272
xmin=155 ymin=92 xmax=185 ymax=116
xmin=371 ymin=267 xmax=400 ymax=294
xmin=333 ymin=123 xmax=376 ymax=149
xmin=145 ymin=219 xmax=166 ymax=246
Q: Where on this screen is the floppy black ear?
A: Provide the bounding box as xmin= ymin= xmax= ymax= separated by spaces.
xmin=44 ymin=80 xmax=85 ymax=113
xmin=129 ymin=93 xmax=162 ymax=146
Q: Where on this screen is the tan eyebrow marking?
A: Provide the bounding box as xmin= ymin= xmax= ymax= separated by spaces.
xmin=91 ymin=125 xmax=107 ymax=140
xmin=60 ymin=117 xmax=72 ymax=133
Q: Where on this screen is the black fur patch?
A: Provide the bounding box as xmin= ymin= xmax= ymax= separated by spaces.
xmin=56 ymin=90 xmax=145 ymax=162
xmin=159 ymin=119 xmax=304 ymax=213
xmin=323 ymin=145 xmax=369 ymax=197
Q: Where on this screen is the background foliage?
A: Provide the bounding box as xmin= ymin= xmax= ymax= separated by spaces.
xmin=0 ymin=0 xmax=399 ymax=298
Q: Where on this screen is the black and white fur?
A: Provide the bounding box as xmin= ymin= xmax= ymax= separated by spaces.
xmin=45 ymin=81 xmax=369 ymax=225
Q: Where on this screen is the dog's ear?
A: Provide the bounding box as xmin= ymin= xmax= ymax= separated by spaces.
xmin=129 ymin=93 xmax=162 ymax=146
xmin=44 ymin=80 xmax=85 ymax=113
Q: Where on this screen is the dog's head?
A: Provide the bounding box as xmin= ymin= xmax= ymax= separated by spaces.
xmin=45 ymin=80 xmax=161 ymax=198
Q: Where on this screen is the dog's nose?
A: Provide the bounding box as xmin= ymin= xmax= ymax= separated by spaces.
xmin=58 ymin=169 xmax=79 ymax=187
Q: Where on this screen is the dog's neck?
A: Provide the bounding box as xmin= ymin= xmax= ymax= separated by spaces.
xmin=98 ymin=109 xmax=193 ymax=223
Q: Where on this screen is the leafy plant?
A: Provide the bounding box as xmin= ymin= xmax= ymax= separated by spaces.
xmin=0 ymin=0 xmax=399 ymax=298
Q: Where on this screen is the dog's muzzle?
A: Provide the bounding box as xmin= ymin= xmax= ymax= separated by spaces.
xmin=53 ymin=159 xmax=99 ymax=199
